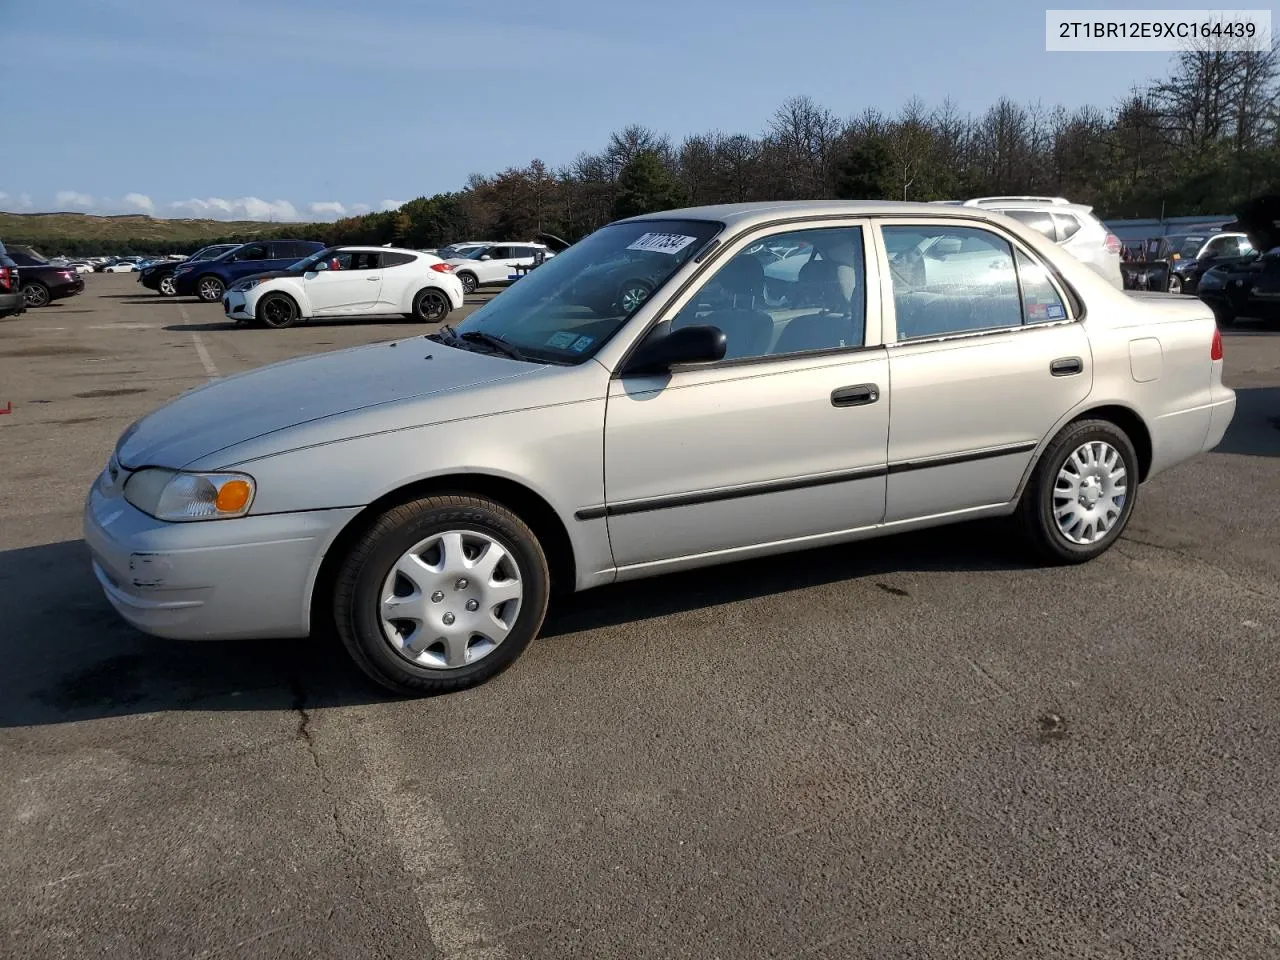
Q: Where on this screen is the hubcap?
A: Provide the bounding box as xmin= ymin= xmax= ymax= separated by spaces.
xmin=620 ymin=284 xmax=649 ymax=313
xmin=160 ymin=276 xmax=175 ymax=295
xmin=379 ymin=530 xmax=523 ymax=670
xmin=264 ymin=297 xmax=292 ymax=325
xmin=199 ymin=279 xmax=222 ymax=301
xmin=24 ymin=285 xmax=48 ymax=306
xmin=1053 ymin=440 xmax=1128 ymax=544
xmin=461 ymin=274 xmax=476 ymax=293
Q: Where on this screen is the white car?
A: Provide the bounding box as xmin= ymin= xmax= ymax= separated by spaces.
xmin=222 ymin=245 xmax=464 ymax=328
xmin=447 ymin=243 xmax=556 ymax=294
xmin=956 ymin=197 xmax=1124 ymax=290
xmin=102 ymin=262 xmax=138 ymax=273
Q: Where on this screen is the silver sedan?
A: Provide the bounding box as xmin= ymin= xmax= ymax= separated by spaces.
xmin=85 ymin=201 xmax=1236 ymax=694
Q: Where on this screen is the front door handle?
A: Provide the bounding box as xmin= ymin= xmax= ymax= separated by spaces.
xmin=366 ymin=276 xmax=381 ymax=281
xmin=831 ymin=384 xmax=880 ymax=407
xmin=1050 ymin=357 xmax=1083 ymax=376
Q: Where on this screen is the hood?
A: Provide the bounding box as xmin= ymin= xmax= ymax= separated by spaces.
xmin=1234 ymin=195 xmax=1280 ymax=254
xmin=234 ymin=269 xmax=295 ymax=285
xmin=116 ymin=339 xmax=538 ymax=469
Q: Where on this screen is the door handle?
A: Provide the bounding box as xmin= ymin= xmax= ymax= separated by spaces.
xmin=831 ymin=384 xmax=880 ymax=407
xmin=1050 ymin=357 xmax=1083 ymax=376
xmin=366 ymin=276 xmax=381 ymax=281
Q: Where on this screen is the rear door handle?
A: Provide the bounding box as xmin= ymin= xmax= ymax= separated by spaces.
xmin=1050 ymin=357 xmax=1083 ymax=376
xmin=831 ymin=384 xmax=880 ymax=407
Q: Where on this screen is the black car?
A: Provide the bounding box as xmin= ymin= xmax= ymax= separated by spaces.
xmin=1197 ymin=196 xmax=1280 ymax=327
xmin=6 ymin=245 xmax=85 ymax=307
xmin=1162 ymin=232 xmax=1256 ymax=294
xmin=0 ymin=241 xmax=25 ymax=318
xmin=138 ymin=244 xmax=238 ymax=296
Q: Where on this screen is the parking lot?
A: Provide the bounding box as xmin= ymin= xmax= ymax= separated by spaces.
xmin=2 ymin=272 xmax=1278 ymax=958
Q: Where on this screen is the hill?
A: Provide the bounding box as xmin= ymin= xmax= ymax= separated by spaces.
xmin=0 ymin=212 xmax=327 ymax=256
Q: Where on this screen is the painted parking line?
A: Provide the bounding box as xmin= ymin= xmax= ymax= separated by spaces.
xmin=178 ymin=304 xmax=219 ymax=380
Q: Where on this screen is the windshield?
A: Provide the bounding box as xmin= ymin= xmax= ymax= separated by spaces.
xmin=452 ymin=219 xmax=721 ymax=364
xmin=288 ymin=246 xmax=342 ymax=271
xmin=459 ymin=246 xmax=491 ymax=260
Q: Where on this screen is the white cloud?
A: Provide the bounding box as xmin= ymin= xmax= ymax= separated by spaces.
xmin=380 ymin=199 xmax=406 ymax=212
xmin=169 ymin=196 xmax=300 ymax=221
xmin=122 ymin=192 xmax=154 ymax=214
xmin=309 ymin=201 xmax=347 ymax=217
xmin=56 ymin=190 xmax=95 ymax=209
xmin=350 ymin=203 xmax=372 ymax=214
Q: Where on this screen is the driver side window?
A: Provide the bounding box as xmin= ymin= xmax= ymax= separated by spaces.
xmin=233 ymin=244 xmax=268 ymax=262
xmin=668 ymin=226 xmax=867 ymax=361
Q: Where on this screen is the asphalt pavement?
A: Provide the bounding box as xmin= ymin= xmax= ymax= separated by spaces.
xmin=1 ymin=274 xmax=1278 ymax=959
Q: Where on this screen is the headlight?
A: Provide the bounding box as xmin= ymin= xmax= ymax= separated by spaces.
xmin=173 ymin=265 xmax=193 ymax=275
xmin=124 ymin=468 xmax=256 ymax=521
xmin=232 ymin=278 xmax=264 ymax=292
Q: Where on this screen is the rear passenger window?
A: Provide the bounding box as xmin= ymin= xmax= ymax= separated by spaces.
xmin=884 ymin=225 xmax=1022 ymax=340
xmin=1052 ymin=214 xmax=1081 ymax=240
xmin=1015 ymin=250 xmax=1068 ymax=324
xmin=382 ymin=252 xmax=416 ymax=267
xmin=1003 ymin=210 xmax=1057 ymax=241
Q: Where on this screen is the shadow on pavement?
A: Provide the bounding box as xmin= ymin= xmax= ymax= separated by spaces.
xmin=1213 ymin=386 xmax=1280 ymax=458
xmin=1 ymin=521 xmax=1029 ymax=727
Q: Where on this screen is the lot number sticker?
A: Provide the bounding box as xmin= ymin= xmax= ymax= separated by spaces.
xmin=627 ymin=232 xmax=698 ymax=255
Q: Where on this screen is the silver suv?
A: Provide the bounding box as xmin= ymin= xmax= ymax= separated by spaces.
xmin=957 ymin=197 xmax=1124 ymax=290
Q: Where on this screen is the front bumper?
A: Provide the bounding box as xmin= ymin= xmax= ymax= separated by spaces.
xmin=171 ymin=272 xmax=199 ymax=296
xmin=223 ymin=289 xmax=254 ymax=320
xmin=83 ymin=478 xmax=360 ymax=640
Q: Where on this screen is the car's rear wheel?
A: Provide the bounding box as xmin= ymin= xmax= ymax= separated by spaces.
xmin=158 ymin=274 xmax=177 ymax=296
xmin=1017 ymin=419 xmax=1138 ymax=564
xmin=196 ymin=276 xmax=225 ymax=303
xmin=457 ymin=271 xmax=478 ymax=295
xmin=257 ymin=292 xmax=299 ymax=329
xmin=411 ymin=288 xmax=451 ymax=322
xmin=332 ymin=495 xmax=550 ymax=695
xmin=1167 ymin=274 xmax=1183 ymax=294
xmin=22 ymin=282 xmax=50 ymax=307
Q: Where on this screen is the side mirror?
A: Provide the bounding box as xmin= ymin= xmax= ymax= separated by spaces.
xmin=624 ymin=324 xmax=727 ymax=375
xmin=479 ymin=254 xmax=492 ymax=261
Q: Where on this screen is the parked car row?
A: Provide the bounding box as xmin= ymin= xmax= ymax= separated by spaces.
xmin=1 ymin=243 xmax=86 ymax=307
xmin=1196 ymin=196 xmax=1280 ymax=327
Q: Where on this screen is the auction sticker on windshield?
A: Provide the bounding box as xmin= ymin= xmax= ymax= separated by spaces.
xmin=546 ymin=331 xmax=578 ymax=348
xmin=627 ymin=233 xmax=697 ymax=255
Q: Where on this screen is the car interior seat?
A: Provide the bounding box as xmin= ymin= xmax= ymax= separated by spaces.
xmin=673 ymin=255 xmax=774 ymax=359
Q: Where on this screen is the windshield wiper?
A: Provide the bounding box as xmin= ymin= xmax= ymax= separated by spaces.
xmin=427 ymin=323 xmax=462 ymax=345
xmin=459 ymin=330 xmax=529 ymax=362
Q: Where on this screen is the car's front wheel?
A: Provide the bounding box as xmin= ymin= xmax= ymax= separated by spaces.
xmin=410 ymin=287 xmax=451 ymax=322
xmin=196 ymin=276 xmax=225 ymax=303
xmin=257 ymin=292 xmax=299 ymax=329
xmin=22 ymin=282 xmax=50 ymax=307
xmin=457 ymin=271 xmax=478 ymax=295
xmin=618 ymin=279 xmax=653 ymax=314
xmin=1017 ymin=419 xmax=1138 ymax=564
xmin=332 ymin=495 xmax=550 ymax=695
xmin=158 ymin=274 xmax=177 ymax=296
xmin=1168 ymin=274 xmax=1183 ymax=294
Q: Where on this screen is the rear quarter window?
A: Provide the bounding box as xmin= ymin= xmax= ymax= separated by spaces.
xmin=382 ymin=252 xmax=416 ymax=267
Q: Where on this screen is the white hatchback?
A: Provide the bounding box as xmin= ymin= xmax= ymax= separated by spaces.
xmin=223 ymin=245 xmax=464 ymax=328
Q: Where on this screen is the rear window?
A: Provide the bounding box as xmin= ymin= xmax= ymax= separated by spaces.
xmin=1052 ymin=213 xmax=1081 ymax=240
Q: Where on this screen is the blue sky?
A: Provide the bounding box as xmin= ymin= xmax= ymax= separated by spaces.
xmin=2 ymin=0 xmax=1183 ymax=221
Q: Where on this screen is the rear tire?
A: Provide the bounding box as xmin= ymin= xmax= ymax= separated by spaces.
xmin=1017 ymin=419 xmax=1138 ymax=564
xmin=196 ymin=275 xmax=225 ymax=303
xmin=332 ymin=495 xmax=550 ymax=696
xmin=411 ymin=287 xmax=451 ymax=322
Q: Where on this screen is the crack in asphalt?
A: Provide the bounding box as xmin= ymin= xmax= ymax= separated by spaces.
xmin=1119 ymin=534 xmax=1280 ymax=603
xmin=289 ymin=675 xmax=357 ymax=856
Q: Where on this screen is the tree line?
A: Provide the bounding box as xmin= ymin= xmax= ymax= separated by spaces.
xmin=21 ymin=39 xmax=1280 ymax=257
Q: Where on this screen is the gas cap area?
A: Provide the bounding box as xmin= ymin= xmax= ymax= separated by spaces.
xmin=1129 ymin=337 xmax=1163 ymax=383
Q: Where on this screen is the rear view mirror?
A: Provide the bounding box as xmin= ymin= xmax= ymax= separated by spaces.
xmin=624 ymin=324 xmax=727 ymax=375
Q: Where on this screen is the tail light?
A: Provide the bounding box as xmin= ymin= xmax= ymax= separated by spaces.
xmin=1104 ymin=232 xmax=1122 ymax=255
xmin=1211 ymin=326 xmax=1224 ymax=361
xmin=59 ymin=270 xmax=76 ymax=281
xmin=430 ymin=263 xmax=454 ymax=273
xmin=0 ymin=266 xmax=11 ymax=291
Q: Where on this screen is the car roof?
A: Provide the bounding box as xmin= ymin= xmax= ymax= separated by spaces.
xmin=620 ymin=200 xmax=1055 ymax=232
xmin=334 ymin=245 xmax=425 ymax=255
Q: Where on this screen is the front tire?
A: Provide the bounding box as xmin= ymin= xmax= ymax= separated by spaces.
xmin=1167 ymin=274 xmax=1183 ymax=294
xmin=158 ymin=274 xmax=177 ymax=296
xmin=457 ymin=271 xmax=478 ymax=295
xmin=1017 ymin=419 xmax=1138 ymax=564
xmin=332 ymin=495 xmax=550 ymax=696
xmin=411 ymin=287 xmax=452 ymax=322
xmin=256 ymin=292 xmax=299 ymax=329
xmin=22 ymin=282 xmax=50 ymax=307
xmin=196 ymin=275 xmax=225 ymax=303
